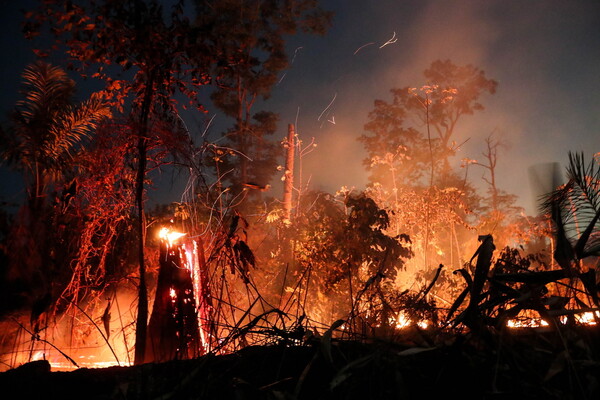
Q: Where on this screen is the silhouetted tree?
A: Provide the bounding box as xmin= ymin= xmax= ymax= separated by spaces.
xmin=196 ymin=0 xmax=332 ymax=200
xmin=359 ymin=60 xmax=497 ymax=189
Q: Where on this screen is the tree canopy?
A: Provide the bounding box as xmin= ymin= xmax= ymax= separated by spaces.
xmin=359 ymin=60 xmax=497 ymax=188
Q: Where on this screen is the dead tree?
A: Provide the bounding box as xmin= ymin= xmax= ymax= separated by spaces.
xmin=145 ymin=237 xmax=201 ymax=363
xmin=282 ymin=124 xmax=295 ymax=223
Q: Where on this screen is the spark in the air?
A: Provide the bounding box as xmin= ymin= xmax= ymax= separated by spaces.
xmin=379 ymin=31 xmax=398 ymax=48
xmin=291 ymin=46 xmax=304 ymax=64
xmin=317 ymin=93 xmax=337 ymax=122
xmin=277 ymin=72 xmax=287 ymax=85
xmin=354 ymin=42 xmax=375 ymax=55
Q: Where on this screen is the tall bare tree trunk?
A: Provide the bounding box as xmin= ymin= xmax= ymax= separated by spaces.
xmin=134 ymin=135 xmax=148 ymax=366
xmin=282 ymin=124 xmax=295 ymax=223
xmin=133 ymin=69 xmax=155 ymax=365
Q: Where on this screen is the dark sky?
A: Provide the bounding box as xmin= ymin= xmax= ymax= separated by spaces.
xmin=1 ymin=0 xmax=599 ymax=215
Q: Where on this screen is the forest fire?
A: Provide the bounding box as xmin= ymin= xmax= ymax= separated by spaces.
xmin=1 ymin=1 xmax=599 ymax=398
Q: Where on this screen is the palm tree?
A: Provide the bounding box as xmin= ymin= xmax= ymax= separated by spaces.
xmin=1 ymin=61 xmax=110 ymax=213
xmin=0 ymin=61 xmax=110 ymax=320
xmin=542 ymin=152 xmax=600 ymax=307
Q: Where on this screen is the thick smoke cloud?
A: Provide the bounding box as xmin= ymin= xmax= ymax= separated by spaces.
xmin=269 ymin=0 xmax=600 ymax=215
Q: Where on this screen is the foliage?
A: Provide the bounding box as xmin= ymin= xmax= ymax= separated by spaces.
xmin=0 ymin=61 xmax=110 ymax=210
xmin=54 ymin=121 xmax=144 ymax=312
xmin=27 ymin=0 xmax=211 ymax=114
xmin=29 ymin=0 xmax=218 ymax=363
xmin=357 ymin=60 xmax=541 ymax=305
xmin=446 ymin=236 xmax=600 ymax=335
xmin=0 ymin=62 xmax=111 ymax=320
xmin=292 ymin=191 xmax=412 ymax=291
xmin=247 ymin=190 xmax=414 ymax=332
xmin=359 ymin=60 xmax=497 ymax=188
xmin=199 ymin=0 xmax=332 ymax=108
xmin=364 ymin=180 xmax=481 ymax=306
xmin=2 ymin=4 xmax=595 ymax=391
xmin=543 ymin=152 xmax=600 ymax=264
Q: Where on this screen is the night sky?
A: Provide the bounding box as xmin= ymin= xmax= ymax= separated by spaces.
xmin=1 ymin=0 xmax=599 ymax=215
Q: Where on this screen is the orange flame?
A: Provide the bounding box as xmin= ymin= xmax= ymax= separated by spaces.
xmin=158 ymin=227 xmax=187 ymax=246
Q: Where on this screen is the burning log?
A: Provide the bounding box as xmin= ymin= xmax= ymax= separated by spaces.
xmin=145 ymin=228 xmax=203 ymax=363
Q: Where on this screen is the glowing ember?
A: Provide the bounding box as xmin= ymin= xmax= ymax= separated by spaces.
xmin=507 ymin=318 xmax=549 ymax=328
xmin=506 ymin=310 xmax=600 ymax=328
xmin=417 ymin=320 xmax=429 ymax=329
xmin=576 ymin=311 xmax=599 ymax=325
xmin=158 ymin=227 xmax=187 ymax=246
xmin=391 ymin=312 xmax=430 ymax=329
xmin=394 ymin=312 xmax=411 ymax=329
xmin=49 ymin=359 xmax=130 ymax=371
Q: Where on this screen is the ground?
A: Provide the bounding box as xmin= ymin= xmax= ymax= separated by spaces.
xmin=2 ymin=326 xmax=600 ymax=400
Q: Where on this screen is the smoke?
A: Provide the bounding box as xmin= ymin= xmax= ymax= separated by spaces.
xmin=269 ymin=0 xmax=600 ymax=216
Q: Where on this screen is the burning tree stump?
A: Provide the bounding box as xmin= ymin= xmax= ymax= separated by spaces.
xmin=145 ymin=231 xmax=202 ymax=363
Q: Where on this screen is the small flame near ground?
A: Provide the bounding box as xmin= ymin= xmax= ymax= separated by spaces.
xmin=507 ymin=311 xmax=600 ymax=328
xmin=11 ymin=308 xmax=600 ymax=371
xmin=391 ymin=312 xmax=430 ymax=329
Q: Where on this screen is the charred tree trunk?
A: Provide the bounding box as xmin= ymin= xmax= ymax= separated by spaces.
xmin=282 ymin=124 xmax=295 ymax=223
xmin=146 ymin=239 xmax=201 ymax=363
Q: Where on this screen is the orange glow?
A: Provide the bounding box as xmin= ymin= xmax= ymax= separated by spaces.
xmin=575 ymin=311 xmax=599 ymax=325
xmin=507 ymin=317 xmax=550 ymax=328
xmin=391 ymin=311 xmax=430 ymax=329
xmin=2 ymin=289 xmax=140 ymax=372
xmin=158 ymin=227 xmax=187 ymax=246
xmin=506 ymin=310 xmax=600 ymax=328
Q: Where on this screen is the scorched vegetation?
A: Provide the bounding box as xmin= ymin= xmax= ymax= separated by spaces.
xmin=0 ymin=1 xmax=599 ymax=399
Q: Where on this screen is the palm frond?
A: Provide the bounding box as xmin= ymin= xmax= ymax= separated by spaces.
xmin=566 ymin=152 xmax=600 ymax=213
xmin=17 ymin=61 xmax=75 ymax=125
xmin=542 ymin=152 xmax=600 ymax=261
xmin=583 ymin=231 xmax=600 ymax=257
xmin=8 ymin=62 xmax=77 ymax=166
xmin=5 ymin=62 xmax=111 ymax=199
xmin=47 ymin=93 xmax=112 ymax=159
